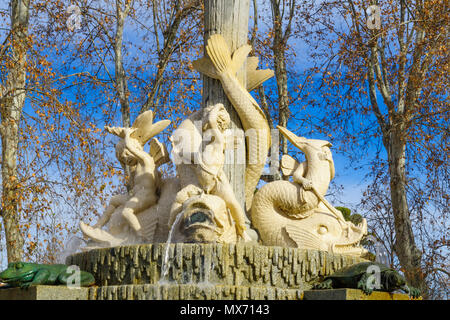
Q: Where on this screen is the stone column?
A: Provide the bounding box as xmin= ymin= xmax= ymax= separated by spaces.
xmin=202 ymin=0 xmax=250 ymax=211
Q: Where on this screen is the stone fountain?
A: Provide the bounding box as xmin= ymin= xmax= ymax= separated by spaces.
xmin=67 ymin=34 xmax=369 ymax=300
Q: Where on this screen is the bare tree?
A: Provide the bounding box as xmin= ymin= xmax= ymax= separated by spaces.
xmin=114 ymin=0 xmax=132 ymax=127
xmin=269 ymin=0 xmax=296 ymax=159
xmin=0 ymin=0 xmax=30 ymax=263
xmin=295 ymin=0 xmax=448 ymax=297
xmin=140 ymin=0 xmax=200 ymax=114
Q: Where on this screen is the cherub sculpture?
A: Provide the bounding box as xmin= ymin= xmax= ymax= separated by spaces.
xmin=80 ymin=110 xmax=170 ymax=242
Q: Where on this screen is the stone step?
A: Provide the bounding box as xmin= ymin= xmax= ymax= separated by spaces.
xmin=0 ymin=285 xmax=89 ymax=300
xmin=88 ymin=283 xmax=304 ymax=300
xmin=303 ymin=288 xmax=420 ymax=300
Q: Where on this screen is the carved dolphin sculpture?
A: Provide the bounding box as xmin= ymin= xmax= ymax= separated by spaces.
xmin=251 ymin=180 xmax=367 ymax=255
xmin=193 ymin=34 xmax=274 ymax=210
xmin=171 ymin=189 xmax=238 ymax=244
xmin=251 ymin=126 xmax=367 ymax=256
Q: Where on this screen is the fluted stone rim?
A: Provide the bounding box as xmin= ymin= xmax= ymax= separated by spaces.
xmin=67 ymin=243 xmax=367 ymax=290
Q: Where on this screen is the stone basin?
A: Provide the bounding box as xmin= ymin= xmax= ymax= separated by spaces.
xmin=66 ymin=243 xmax=367 ymax=300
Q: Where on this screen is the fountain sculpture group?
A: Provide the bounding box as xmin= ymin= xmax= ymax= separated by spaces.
xmin=72 ymin=34 xmax=369 ymax=300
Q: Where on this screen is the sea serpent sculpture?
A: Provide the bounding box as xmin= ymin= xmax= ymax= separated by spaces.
xmin=251 ymin=126 xmax=367 ymax=255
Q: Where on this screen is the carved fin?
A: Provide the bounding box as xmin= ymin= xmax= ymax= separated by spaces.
xmin=247 ymin=56 xmax=259 ymax=74
xmin=285 ymin=224 xmax=325 ymax=250
xmin=204 ymin=34 xmax=252 ymax=76
xmin=230 ymin=43 xmax=252 ymax=75
xmin=192 ymin=57 xmax=221 ymax=79
xmin=195 ymin=36 xmax=273 ymax=91
xmin=132 ymin=110 xmax=153 ymax=129
xmin=246 ymin=57 xmax=274 ymax=92
xmin=205 ymin=34 xmax=232 ymax=74
xmin=280 ymin=154 xmax=300 ymax=176
xmin=147 ymin=120 xmax=171 ymax=142
xmin=130 ymin=111 xmax=156 ymax=145
xmin=105 ymin=111 xmax=170 ymax=146
xmin=150 ymin=138 xmax=170 ymax=168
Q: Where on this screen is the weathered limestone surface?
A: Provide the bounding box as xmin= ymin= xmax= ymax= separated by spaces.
xmin=88 ymin=284 xmax=303 ymax=300
xmin=303 ymin=289 xmax=420 ymax=300
xmin=0 ymin=285 xmax=89 ymax=300
xmin=67 ymin=243 xmax=367 ymax=291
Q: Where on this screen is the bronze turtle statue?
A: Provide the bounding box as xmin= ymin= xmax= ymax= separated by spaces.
xmin=314 ymin=261 xmax=421 ymax=298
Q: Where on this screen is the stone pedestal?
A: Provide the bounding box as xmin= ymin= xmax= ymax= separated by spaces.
xmin=0 ymin=285 xmax=89 ymax=300
xmin=303 ymin=288 xmax=420 ymax=300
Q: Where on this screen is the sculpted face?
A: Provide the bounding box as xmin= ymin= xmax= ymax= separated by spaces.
xmin=386 ymin=271 xmax=406 ymax=289
xmin=115 ymin=139 xmax=139 ymax=166
xmin=177 ymin=195 xmax=230 ymax=243
xmin=0 ymin=262 xmax=36 ymax=284
xmin=204 ymin=103 xmax=230 ymax=133
xmin=215 ymin=105 xmax=230 ymax=132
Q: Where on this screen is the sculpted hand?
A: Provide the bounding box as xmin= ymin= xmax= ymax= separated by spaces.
xmin=293 ymin=171 xmax=313 ymax=190
xmin=294 ymin=176 xmax=313 ymax=190
xmin=123 ymin=127 xmax=137 ymax=138
xmin=235 ymin=223 xmax=246 ymax=236
xmin=301 ymin=179 xmax=313 ymax=190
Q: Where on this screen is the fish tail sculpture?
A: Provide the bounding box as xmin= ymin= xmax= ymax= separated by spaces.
xmin=193 ymin=34 xmax=274 ymax=210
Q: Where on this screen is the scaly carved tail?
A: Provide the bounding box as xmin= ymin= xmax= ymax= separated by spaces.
xmin=193 ymin=34 xmax=274 ymax=210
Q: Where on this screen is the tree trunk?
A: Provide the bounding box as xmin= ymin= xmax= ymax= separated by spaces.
xmin=270 ymin=0 xmax=294 ymax=176
xmin=202 ymin=0 xmax=249 ymax=210
xmin=113 ymin=0 xmax=132 ymax=191
xmin=114 ymin=0 xmax=130 ymax=127
xmin=273 ymin=47 xmax=289 ymax=156
xmin=0 ymin=0 xmax=30 ymax=263
xmin=388 ymin=129 xmax=427 ymax=297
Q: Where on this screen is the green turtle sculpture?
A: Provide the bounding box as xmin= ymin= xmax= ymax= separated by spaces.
xmin=314 ymin=261 xmax=421 ymax=298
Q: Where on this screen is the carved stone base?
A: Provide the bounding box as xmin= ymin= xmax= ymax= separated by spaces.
xmin=0 ymin=285 xmax=89 ymax=300
xmin=88 ymin=284 xmax=303 ymax=300
xmin=67 ymin=243 xmax=367 ymax=291
xmin=303 ymin=289 xmax=420 ymax=300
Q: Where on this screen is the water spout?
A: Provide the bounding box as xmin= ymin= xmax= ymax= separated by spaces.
xmin=366 ymin=235 xmax=389 ymax=266
xmin=160 ymin=212 xmax=183 ymax=282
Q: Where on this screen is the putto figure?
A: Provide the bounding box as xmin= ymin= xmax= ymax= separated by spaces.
xmin=80 ymin=110 xmax=170 ymax=243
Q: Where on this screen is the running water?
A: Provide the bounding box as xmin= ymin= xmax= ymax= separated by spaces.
xmin=58 ymin=235 xmax=84 ymax=264
xmin=160 ymin=212 xmax=183 ymax=283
